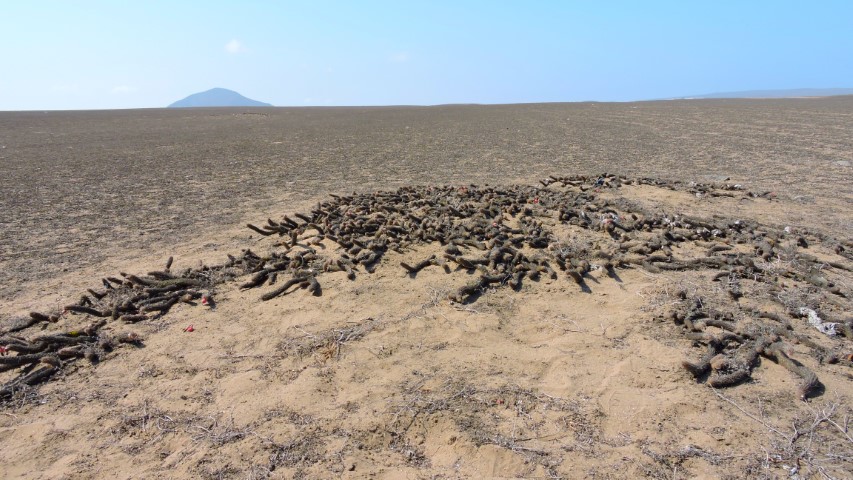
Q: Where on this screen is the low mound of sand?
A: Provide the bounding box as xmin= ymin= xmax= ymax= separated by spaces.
xmin=2 ymin=176 xmax=851 ymax=479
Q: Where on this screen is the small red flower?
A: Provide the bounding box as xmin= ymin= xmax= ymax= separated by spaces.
xmin=0 ymin=346 xmax=8 ymax=356
xmin=183 ymin=325 xmax=195 ymax=332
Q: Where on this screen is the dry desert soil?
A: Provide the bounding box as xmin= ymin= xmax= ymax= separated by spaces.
xmin=1 ymin=98 xmax=852 ymax=479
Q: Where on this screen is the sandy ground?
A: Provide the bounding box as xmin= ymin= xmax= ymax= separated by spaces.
xmin=1 ymin=99 xmax=852 ymax=479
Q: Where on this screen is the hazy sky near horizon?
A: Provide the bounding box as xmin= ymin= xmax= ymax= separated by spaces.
xmin=1 ymin=1 xmax=852 ymax=110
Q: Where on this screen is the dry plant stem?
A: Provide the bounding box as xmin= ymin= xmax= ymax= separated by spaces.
xmin=240 ymin=270 xmax=270 ymax=289
xmin=261 ymin=276 xmax=308 ymax=301
xmin=762 ymin=342 xmax=821 ymax=399
xmin=708 ymin=369 xmax=750 ymax=388
xmin=305 ymin=276 xmax=321 ymax=295
xmin=0 ymin=353 xmax=49 ymax=367
xmin=682 ymin=344 xmax=718 ymax=378
xmin=710 ymin=388 xmax=792 ymax=442
xmin=34 ymin=334 xmax=96 ymax=345
xmin=120 ymin=314 xmax=149 ymax=323
xmin=141 ymin=296 xmax=180 ymax=314
xmin=64 ymin=305 xmax=107 ymax=317
xmin=400 ymin=256 xmax=437 ymax=274
xmin=1 ymin=316 xmax=42 ymax=334
xmin=28 ymin=312 xmax=52 ymax=323
xmin=246 ymin=224 xmax=275 ymax=236
xmin=0 ymin=367 xmax=58 ymax=399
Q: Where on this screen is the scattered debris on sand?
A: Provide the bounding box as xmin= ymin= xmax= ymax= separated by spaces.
xmin=2 ymin=174 xmax=851 ymax=403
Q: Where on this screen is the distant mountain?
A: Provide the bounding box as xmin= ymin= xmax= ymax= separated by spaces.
xmin=678 ymin=88 xmax=853 ymax=100
xmin=168 ymin=88 xmax=272 ymax=108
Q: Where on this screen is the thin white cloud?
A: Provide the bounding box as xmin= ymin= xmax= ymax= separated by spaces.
xmin=50 ymin=84 xmax=78 ymax=93
xmin=225 ymin=39 xmax=246 ymax=54
xmin=110 ymin=85 xmax=137 ymax=94
xmin=390 ymin=52 xmax=410 ymax=63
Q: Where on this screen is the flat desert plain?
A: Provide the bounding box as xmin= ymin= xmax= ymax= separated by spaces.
xmin=0 ymin=98 xmax=852 ymax=479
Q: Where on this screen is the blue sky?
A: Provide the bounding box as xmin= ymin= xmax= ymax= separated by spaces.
xmin=1 ymin=1 xmax=851 ymax=110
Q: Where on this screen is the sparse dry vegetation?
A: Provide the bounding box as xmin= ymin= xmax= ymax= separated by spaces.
xmin=0 ymin=100 xmax=851 ymax=478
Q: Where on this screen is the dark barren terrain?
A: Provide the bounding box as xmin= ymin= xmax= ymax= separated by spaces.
xmin=2 ymin=99 xmax=851 ymax=302
xmin=0 ymin=98 xmax=851 ymax=479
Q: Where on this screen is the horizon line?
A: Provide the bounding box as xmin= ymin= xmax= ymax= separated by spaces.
xmin=5 ymin=93 xmax=853 ymax=113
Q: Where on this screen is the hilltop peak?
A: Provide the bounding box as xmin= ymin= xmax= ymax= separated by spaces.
xmin=168 ymin=88 xmax=272 ymax=108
